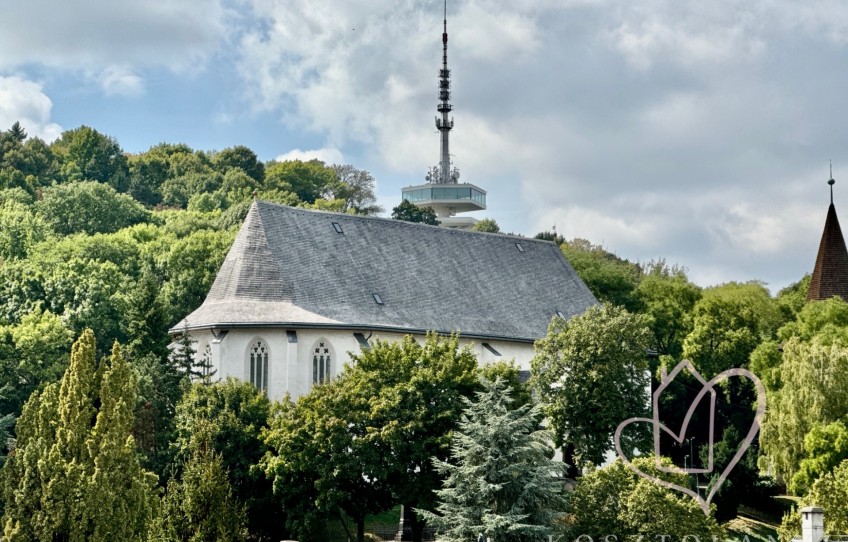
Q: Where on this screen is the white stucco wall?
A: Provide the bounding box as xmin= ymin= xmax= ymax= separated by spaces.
xmin=189 ymin=328 xmax=536 ymax=402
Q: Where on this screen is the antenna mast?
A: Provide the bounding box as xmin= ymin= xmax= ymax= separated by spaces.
xmin=427 ymin=0 xmax=458 ymax=184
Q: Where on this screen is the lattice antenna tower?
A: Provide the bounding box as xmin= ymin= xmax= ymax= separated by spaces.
xmin=426 ymin=0 xmax=459 ymax=184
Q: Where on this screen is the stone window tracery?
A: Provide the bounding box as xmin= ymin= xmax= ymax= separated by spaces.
xmin=313 ymin=341 xmax=331 ymax=385
xmin=249 ymin=340 xmax=269 ymax=392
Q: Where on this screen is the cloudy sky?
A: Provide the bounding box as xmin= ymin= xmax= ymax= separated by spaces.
xmin=2 ymin=0 xmax=847 ymax=291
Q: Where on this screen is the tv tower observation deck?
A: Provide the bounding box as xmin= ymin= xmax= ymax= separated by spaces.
xmin=401 ymin=1 xmax=486 ymax=228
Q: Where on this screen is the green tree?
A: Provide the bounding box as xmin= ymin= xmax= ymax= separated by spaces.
xmin=760 ymin=339 xmax=848 ymax=485
xmin=263 ymin=333 xmax=479 ymax=542
xmin=566 ymin=458 xmax=724 ymax=541
xmin=0 ymin=200 xmax=51 ymax=261
xmin=0 ymin=308 xmax=74 ymax=419
xmin=682 ymin=281 xmax=780 ymax=378
xmin=779 ymin=459 xmax=848 ymax=540
xmin=470 ymin=218 xmax=500 ymax=233
xmin=265 ymin=159 xmax=336 ymax=204
xmin=391 ymin=199 xmax=439 ymax=225
xmin=791 ymin=420 xmax=848 ymax=494
xmin=153 ymin=423 xmax=248 ymax=542
xmin=634 ymin=261 xmax=701 ymax=358
xmin=51 ymin=126 xmax=129 ymax=190
xmin=1 ymin=331 xmax=158 ymax=541
xmin=420 ymin=376 xmax=565 ymax=542
xmin=328 ymin=164 xmax=383 ymax=215
xmin=560 ymin=238 xmax=641 ymax=310
xmin=173 ymin=379 xmax=279 ymax=540
xmin=160 ymin=171 xmax=222 ymax=209
xmin=35 ymin=181 xmax=150 ymax=236
xmin=262 ymin=378 xmax=393 ymax=542
xmin=532 ymin=304 xmax=652 ymax=469
xmin=127 ymin=151 xmax=169 ymax=205
xmin=212 ymin=145 xmax=265 ymax=183
xmin=158 ymin=229 xmax=235 ymax=325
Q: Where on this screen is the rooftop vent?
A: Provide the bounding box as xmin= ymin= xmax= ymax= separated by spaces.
xmin=516 ymin=242 xmax=525 ymax=252
xmin=555 ymin=310 xmax=565 ymax=319
xmin=373 ymin=293 xmax=384 ymax=305
xmin=332 ymin=222 xmax=343 ymax=234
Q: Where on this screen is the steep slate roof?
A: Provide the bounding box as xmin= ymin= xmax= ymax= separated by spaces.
xmin=808 ymin=203 xmax=848 ymax=301
xmin=175 ymin=201 xmax=597 ymax=341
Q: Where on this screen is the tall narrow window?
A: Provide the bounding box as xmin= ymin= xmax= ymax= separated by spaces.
xmin=313 ymin=341 xmax=331 ymax=385
xmin=200 ymin=344 xmax=213 ymax=378
xmin=249 ymin=340 xmax=269 ymax=393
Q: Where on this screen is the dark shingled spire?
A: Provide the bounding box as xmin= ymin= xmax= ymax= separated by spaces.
xmin=808 ymin=181 xmax=848 ymax=300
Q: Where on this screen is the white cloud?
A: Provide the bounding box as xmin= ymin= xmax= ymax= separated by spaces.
xmin=97 ymin=66 xmax=145 ymax=97
xmin=0 ymin=76 xmax=62 ymax=141
xmin=230 ymin=0 xmax=848 ymax=288
xmin=0 ymin=0 xmax=230 ymax=86
xmin=275 ymin=148 xmax=345 ymax=165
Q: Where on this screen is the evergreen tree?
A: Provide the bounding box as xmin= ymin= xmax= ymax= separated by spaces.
xmin=1 ymin=330 xmax=158 ymax=541
xmin=153 ymin=423 xmax=247 ymax=542
xmin=420 ymin=376 xmax=566 ymax=542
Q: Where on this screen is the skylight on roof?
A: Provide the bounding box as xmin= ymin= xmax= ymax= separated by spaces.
xmin=516 ymin=242 xmax=525 ymax=252
xmin=332 ymin=222 xmax=343 ymax=234
xmin=373 ymin=293 xmax=384 ymax=305
xmin=555 ymin=310 xmax=565 ymax=319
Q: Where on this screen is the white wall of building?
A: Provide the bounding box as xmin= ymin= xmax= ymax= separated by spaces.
xmin=189 ymin=328 xmax=536 ymax=402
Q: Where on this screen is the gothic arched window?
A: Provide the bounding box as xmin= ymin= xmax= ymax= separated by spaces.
xmin=249 ymin=340 xmax=269 ymax=393
xmin=313 ymin=340 xmax=331 ymax=385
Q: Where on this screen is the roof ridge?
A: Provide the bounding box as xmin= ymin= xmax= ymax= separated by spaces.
xmin=254 ymin=199 xmax=557 ymax=245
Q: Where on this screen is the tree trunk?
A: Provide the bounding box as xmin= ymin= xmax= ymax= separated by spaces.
xmin=357 ymin=517 xmax=365 ymax=542
xmin=563 ymin=442 xmax=580 ymax=479
xmin=408 ymin=506 xmax=426 ymax=542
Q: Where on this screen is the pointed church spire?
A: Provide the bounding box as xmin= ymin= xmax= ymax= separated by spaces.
xmin=427 ymin=0 xmax=458 ymax=184
xmin=808 ymin=173 xmax=848 ymax=301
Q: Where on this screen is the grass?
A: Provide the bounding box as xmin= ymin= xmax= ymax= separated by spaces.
xmin=725 ymin=516 xmax=780 ymax=542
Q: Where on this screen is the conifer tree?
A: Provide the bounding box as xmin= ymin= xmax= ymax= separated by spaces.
xmin=420 ymin=377 xmax=566 ymax=542
xmin=153 ymin=423 xmax=248 ymax=542
xmin=1 ymin=330 xmax=158 ymax=541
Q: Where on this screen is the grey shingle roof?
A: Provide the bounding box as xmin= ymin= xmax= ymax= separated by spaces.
xmin=174 ymin=201 xmax=597 ymax=341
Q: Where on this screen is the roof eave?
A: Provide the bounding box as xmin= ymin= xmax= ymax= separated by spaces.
xmin=169 ymin=320 xmax=539 ymax=344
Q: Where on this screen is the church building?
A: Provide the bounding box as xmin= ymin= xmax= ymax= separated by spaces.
xmin=172 ymin=201 xmax=597 ymax=400
xmin=170 ymin=2 xmax=597 ymax=400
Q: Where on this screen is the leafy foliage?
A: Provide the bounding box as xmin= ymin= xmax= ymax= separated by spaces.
xmin=262 ymin=333 xmax=479 ymax=542
xmin=565 ymin=458 xmax=724 ymax=541
xmin=391 ymin=199 xmax=439 ymax=225
xmin=682 ymin=281 xmax=780 ymax=378
xmin=51 ymin=126 xmax=129 ymax=190
xmin=470 ymin=218 xmax=500 ymax=233
xmin=760 ymin=339 xmax=848 ymax=486
xmin=153 ymin=423 xmax=248 ymax=542
xmin=35 ymin=181 xmax=151 ymax=236
xmin=173 ymin=379 xmax=279 ymax=539
xmin=532 ymin=304 xmax=652 ymax=467
xmin=560 ymin=238 xmax=641 ymax=310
